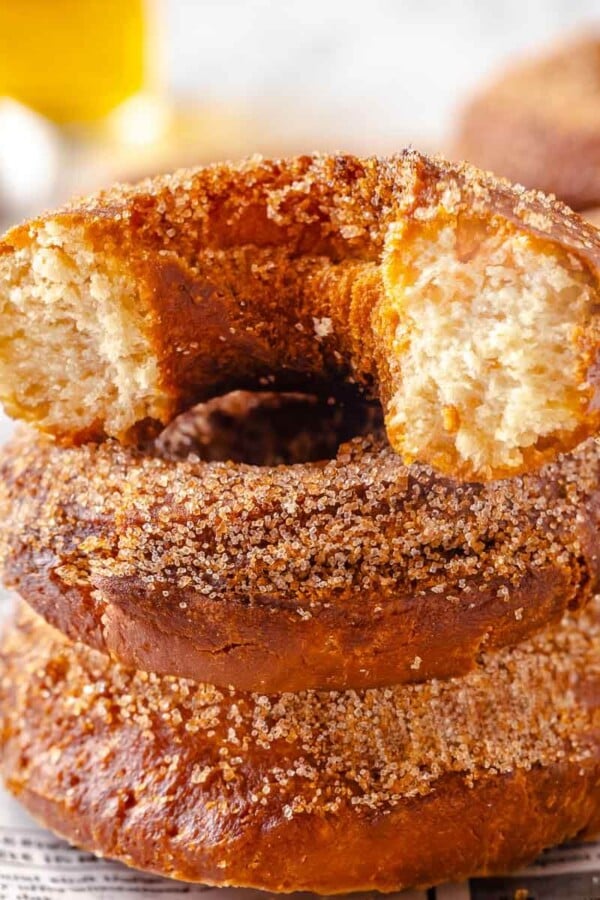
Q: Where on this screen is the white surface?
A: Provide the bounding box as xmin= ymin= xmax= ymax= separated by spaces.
xmin=0 ymin=413 xmax=12 ymax=446
xmin=165 ymin=0 xmax=600 ymax=146
xmin=0 ymin=413 xmax=12 ymax=445
xmin=0 ymin=101 xmax=63 ymax=221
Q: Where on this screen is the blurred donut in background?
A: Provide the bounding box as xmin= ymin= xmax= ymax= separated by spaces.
xmin=454 ymin=34 xmax=600 ymax=210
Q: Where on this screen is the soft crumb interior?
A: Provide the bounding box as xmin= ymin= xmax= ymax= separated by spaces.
xmin=383 ymin=219 xmax=595 ymax=475
xmin=0 ymin=222 xmax=160 ymax=436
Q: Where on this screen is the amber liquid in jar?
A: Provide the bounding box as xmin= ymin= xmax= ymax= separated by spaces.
xmin=0 ymin=0 xmax=146 ymax=122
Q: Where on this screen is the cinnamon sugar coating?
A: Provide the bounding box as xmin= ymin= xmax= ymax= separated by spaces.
xmin=1 ymin=393 xmax=600 ymax=690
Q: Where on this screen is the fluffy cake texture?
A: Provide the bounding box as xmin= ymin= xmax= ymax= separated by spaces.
xmin=384 ymin=218 xmax=597 ymax=475
xmin=0 ymin=221 xmax=161 ymax=436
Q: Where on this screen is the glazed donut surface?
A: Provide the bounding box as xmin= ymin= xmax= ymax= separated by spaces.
xmin=1 ymin=600 xmax=599 ymax=893
xmin=2 ymin=392 xmax=600 ymax=691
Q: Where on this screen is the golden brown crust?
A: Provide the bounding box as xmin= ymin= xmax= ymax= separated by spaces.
xmin=1 ymin=601 xmax=599 ymax=893
xmin=2 ymin=395 xmax=600 ymax=691
xmin=4 ymin=151 xmax=600 ymax=479
xmin=454 ymin=35 xmax=600 ymax=210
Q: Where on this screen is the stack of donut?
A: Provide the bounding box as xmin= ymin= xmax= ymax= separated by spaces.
xmin=1 ymin=151 xmax=600 ymax=893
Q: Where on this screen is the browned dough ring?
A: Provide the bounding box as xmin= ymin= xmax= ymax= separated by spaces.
xmin=1 ymin=600 xmax=599 ymax=893
xmin=3 ymin=152 xmax=600 ymax=479
xmin=2 ymin=393 xmax=600 ymax=691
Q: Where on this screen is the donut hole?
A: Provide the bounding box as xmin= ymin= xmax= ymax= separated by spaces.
xmin=0 ymin=222 xmax=165 ymax=436
xmin=155 ymin=390 xmax=384 ymax=466
xmin=383 ymin=216 xmax=597 ymax=477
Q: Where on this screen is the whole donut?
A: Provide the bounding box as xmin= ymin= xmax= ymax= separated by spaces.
xmin=3 ymin=151 xmax=600 ymax=479
xmin=1 ymin=601 xmax=598 ymax=893
xmin=455 ymin=35 xmax=600 ymax=211
xmin=2 ymin=393 xmax=600 ymax=692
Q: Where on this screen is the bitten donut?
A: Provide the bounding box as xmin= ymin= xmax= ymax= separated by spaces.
xmin=3 ymin=152 xmax=600 ymax=479
xmin=2 ymin=392 xmax=600 ymax=692
xmin=1 ymin=600 xmax=599 ymax=893
xmin=455 ymin=35 xmax=600 ymax=211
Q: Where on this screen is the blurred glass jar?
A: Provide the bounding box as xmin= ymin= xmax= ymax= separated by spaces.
xmin=0 ymin=0 xmax=150 ymax=123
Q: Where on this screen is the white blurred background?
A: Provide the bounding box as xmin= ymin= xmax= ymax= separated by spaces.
xmin=0 ymin=0 xmax=598 ymax=444
xmin=165 ymin=0 xmax=598 ymax=147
